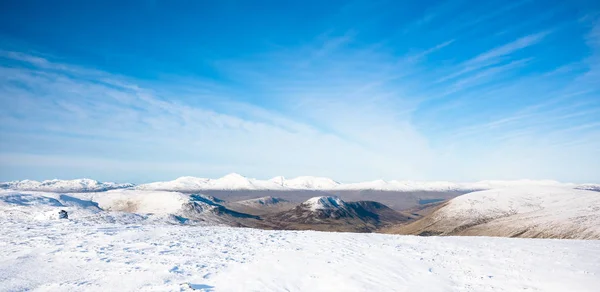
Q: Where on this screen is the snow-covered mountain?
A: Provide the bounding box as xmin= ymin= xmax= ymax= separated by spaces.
xmin=0 ymin=179 xmax=134 ymax=192
xmin=388 ymin=186 xmax=600 ymax=239
xmin=304 ymin=196 xmax=346 ymax=211
xmin=265 ymin=196 xmax=410 ymax=232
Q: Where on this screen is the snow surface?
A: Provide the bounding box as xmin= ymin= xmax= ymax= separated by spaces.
xmin=1 ymin=220 xmax=599 ymax=291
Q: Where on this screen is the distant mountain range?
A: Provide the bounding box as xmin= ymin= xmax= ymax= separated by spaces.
xmin=3 ymin=173 xmax=598 ymax=193
xmin=0 ymin=178 xmax=134 ymax=192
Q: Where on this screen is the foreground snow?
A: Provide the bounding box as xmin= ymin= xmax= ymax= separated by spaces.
xmin=0 ymin=220 xmax=598 ymax=292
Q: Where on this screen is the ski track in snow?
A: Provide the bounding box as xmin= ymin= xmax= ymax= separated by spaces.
xmin=1 ymin=220 xmax=599 ymax=292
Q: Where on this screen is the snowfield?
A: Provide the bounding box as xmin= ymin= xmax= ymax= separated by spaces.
xmin=0 ymin=220 xmax=599 ymax=292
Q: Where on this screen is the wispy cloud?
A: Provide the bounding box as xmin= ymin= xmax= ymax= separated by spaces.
xmin=437 ymin=31 xmax=549 ymax=83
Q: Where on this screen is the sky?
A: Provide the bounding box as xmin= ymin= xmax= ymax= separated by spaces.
xmin=0 ymin=0 xmax=599 ymax=184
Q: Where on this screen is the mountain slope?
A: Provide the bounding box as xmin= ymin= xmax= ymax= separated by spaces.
xmin=0 ymin=189 xmax=260 ymax=226
xmin=264 ymin=196 xmax=410 ymax=232
xmin=89 ymin=190 xmax=260 ymax=226
xmin=225 ymin=196 xmax=298 ymax=216
xmin=387 ymin=186 xmax=600 ymax=239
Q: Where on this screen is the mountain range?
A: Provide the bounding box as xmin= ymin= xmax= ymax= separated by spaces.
xmin=3 ymin=173 xmax=598 ymax=192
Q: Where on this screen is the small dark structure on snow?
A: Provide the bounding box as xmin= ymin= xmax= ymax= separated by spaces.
xmin=58 ymin=210 xmax=68 ymax=219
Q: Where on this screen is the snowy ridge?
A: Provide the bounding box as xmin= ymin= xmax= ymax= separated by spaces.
xmin=393 ymin=186 xmax=600 ymax=239
xmin=0 ymin=178 xmax=134 ymax=192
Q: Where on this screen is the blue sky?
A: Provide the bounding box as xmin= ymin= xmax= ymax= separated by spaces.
xmin=0 ymin=0 xmax=599 ymax=183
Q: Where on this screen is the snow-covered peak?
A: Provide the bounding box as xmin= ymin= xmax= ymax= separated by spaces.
xmin=220 ymin=173 xmax=246 ymax=181
xmin=210 ymin=173 xmax=264 ymax=190
xmin=135 ymin=176 xmax=210 ymax=191
xmin=284 ymin=176 xmax=340 ymax=189
xmin=303 ymin=196 xmax=347 ymax=211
